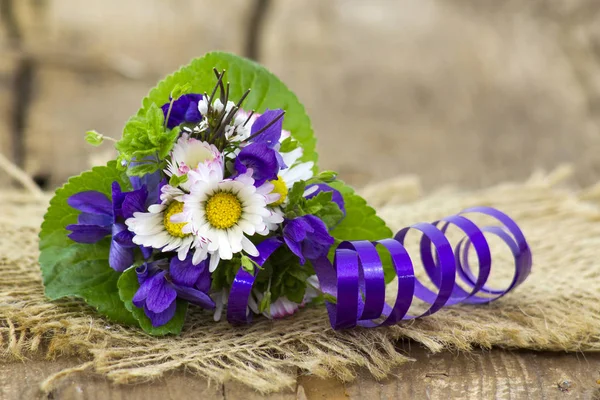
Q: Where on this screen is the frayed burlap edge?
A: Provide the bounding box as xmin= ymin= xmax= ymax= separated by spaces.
xmin=2 ymin=165 xmax=600 ymax=393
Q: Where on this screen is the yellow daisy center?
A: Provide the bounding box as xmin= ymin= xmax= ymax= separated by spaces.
xmin=163 ymin=201 xmax=189 ymax=238
xmin=205 ymin=192 xmax=243 ymax=229
xmin=269 ymin=176 xmax=288 ymax=207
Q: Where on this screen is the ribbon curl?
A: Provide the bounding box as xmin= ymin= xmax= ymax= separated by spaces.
xmin=227 ymin=206 xmax=532 ymax=329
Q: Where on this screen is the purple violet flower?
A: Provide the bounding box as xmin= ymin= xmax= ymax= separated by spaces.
xmin=235 ymin=142 xmax=280 ymax=186
xmin=66 ymin=181 xmax=153 ymax=272
xmin=283 ymin=215 xmax=335 ymax=265
xmin=234 ymin=109 xmax=287 ymax=185
xmin=133 ymin=256 xmax=215 ymax=327
xmin=161 ymin=93 xmax=203 ymax=129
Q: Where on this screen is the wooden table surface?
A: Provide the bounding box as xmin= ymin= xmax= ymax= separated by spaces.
xmin=3 ymin=345 xmax=600 ymax=399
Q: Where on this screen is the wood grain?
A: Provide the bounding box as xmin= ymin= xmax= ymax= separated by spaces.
xmin=2 ymin=347 xmax=600 ymax=399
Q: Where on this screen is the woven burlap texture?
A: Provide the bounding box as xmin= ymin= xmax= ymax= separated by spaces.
xmin=1 ymin=167 xmax=599 ymax=393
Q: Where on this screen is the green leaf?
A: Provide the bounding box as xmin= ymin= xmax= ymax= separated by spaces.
xmin=323 ymin=293 xmax=338 ymax=305
xmin=315 ymin=203 xmax=344 ymax=230
xmin=328 ymin=181 xmax=396 ymax=283
xmin=299 ymin=191 xmax=344 ymax=229
xmin=303 ymin=191 xmax=332 ymax=214
xmin=127 ymin=162 xmax=161 ymax=177
xmin=240 ymin=255 xmax=255 ymax=273
xmin=117 ymin=268 xmax=188 ymax=336
xmin=258 ymin=291 xmax=272 ymax=313
xmin=116 ymin=105 xmax=179 ymax=169
xmin=170 ymin=82 xmax=192 ymax=100
xmin=169 ymin=174 xmax=188 ymax=187
xmin=308 ymin=170 xmax=338 ymax=184
xmin=85 ymin=130 xmax=104 ymax=146
xmin=279 ymin=136 xmax=299 ymax=153
xmin=39 ymin=162 xmax=137 ymax=325
xmin=286 ymin=181 xmax=307 ymax=209
xmin=137 ymin=51 xmax=318 ymax=169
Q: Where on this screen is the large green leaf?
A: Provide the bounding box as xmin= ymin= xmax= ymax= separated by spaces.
xmin=329 ymin=181 xmax=395 ymax=283
xmin=118 ymin=268 xmax=188 ymax=336
xmin=39 ymin=162 xmax=137 ymax=325
xmin=133 ymin=51 xmax=317 ymax=168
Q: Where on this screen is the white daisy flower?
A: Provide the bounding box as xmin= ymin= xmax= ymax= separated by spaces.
xmin=165 ymin=134 xmax=222 ymax=190
xmin=126 ymin=186 xmax=207 ymax=263
xmin=179 ymin=165 xmax=283 ymax=272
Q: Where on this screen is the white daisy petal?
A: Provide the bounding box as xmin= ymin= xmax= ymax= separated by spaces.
xmin=241 ymin=236 xmax=259 ymax=257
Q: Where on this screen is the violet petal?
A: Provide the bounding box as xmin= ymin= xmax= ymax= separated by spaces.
xmin=250 ymin=109 xmax=284 ymax=148
xmin=173 ymin=285 xmax=215 ymax=309
xmin=66 ymin=224 xmax=111 ymax=243
xmin=120 ymin=186 xmax=149 ymax=219
xmin=109 ymin=237 xmax=134 ymax=272
xmin=68 ymin=191 xmax=112 ymax=215
xmin=112 ymin=223 xmax=135 ymax=247
xmin=169 ymin=254 xmax=203 ymax=287
xmin=145 ymin=271 xmax=177 ymax=313
xmin=77 ymin=211 xmax=112 ymax=227
xmin=144 ymin=301 xmax=177 ymax=327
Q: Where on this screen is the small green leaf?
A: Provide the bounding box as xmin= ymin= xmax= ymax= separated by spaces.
xmin=308 ymin=170 xmax=338 ymax=184
xmin=314 ymin=203 xmax=344 ymax=230
xmin=39 ymin=162 xmax=137 ymax=325
xmin=116 ymin=105 xmax=179 ymax=169
xmin=170 ymin=83 xmax=192 ymax=100
xmin=303 ymin=191 xmax=332 ymax=214
xmin=323 ymin=293 xmax=338 ymax=305
xmin=288 ymin=190 xmax=344 ymax=229
xmin=146 ymin=104 xmax=166 ymax=146
xmin=85 ymin=130 xmax=104 ymax=146
xmin=169 ymin=174 xmax=188 ymax=187
xmin=127 ymin=162 xmax=162 ymax=177
xmin=286 ymin=181 xmax=307 ymax=209
xmin=117 ymin=268 xmax=188 ymax=336
xmin=241 ymin=255 xmax=255 ymax=273
xmin=258 ymin=291 xmax=272 ymax=313
xmin=284 ymin=284 xmax=306 ymax=304
xmin=279 ymin=136 xmax=299 ymax=153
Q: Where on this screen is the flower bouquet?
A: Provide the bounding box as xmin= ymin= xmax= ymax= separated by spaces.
xmin=39 ymin=52 xmax=531 ymax=335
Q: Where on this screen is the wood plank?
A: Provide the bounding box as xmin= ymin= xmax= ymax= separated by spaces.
xmin=341 ymin=348 xmax=600 ymax=399
xmin=2 ymin=347 xmax=600 ymax=399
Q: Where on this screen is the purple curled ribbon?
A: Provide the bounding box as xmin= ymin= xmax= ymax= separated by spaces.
xmin=227 ymin=206 xmax=532 ymax=329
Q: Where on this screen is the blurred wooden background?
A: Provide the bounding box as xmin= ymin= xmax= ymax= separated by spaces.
xmin=3 ymin=2 xmax=600 ymax=398
xmin=2 ymin=0 xmax=600 ymax=189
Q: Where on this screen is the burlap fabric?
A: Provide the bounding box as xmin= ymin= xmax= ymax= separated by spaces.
xmin=1 ymin=167 xmax=599 ymax=393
